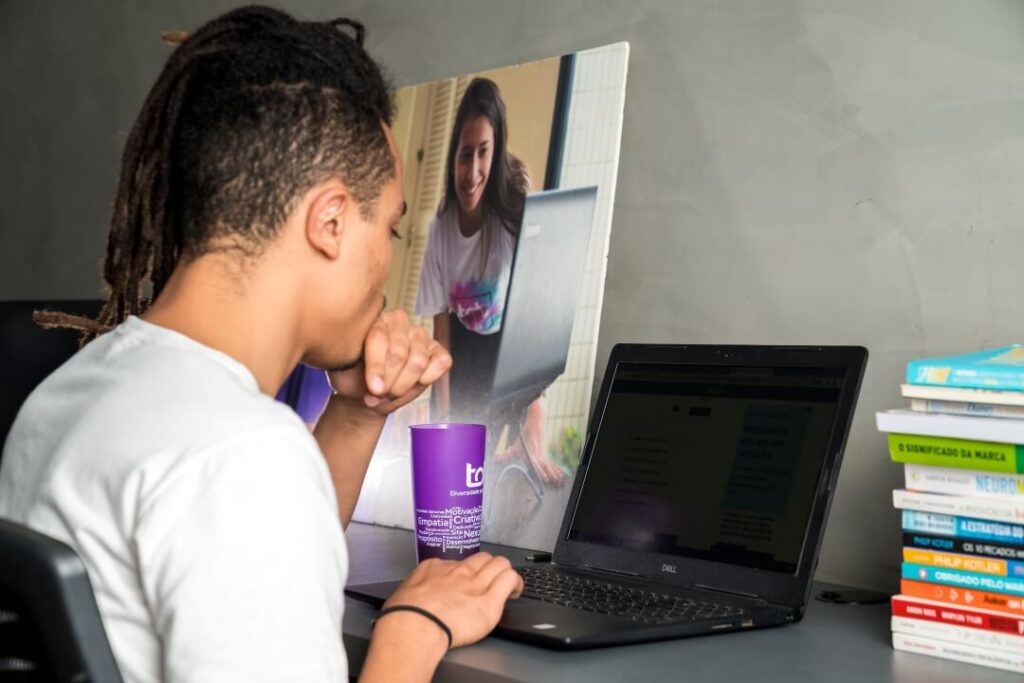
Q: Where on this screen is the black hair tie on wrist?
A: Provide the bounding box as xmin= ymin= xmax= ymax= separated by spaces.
xmin=372 ymin=604 xmax=453 ymax=650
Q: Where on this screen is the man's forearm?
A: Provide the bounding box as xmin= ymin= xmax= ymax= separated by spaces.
xmin=314 ymin=395 xmax=387 ymax=527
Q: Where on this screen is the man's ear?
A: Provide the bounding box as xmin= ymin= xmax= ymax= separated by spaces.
xmin=305 ymin=183 xmax=349 ymax=260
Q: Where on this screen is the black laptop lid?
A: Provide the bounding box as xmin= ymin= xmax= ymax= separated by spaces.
xmin=553 ymin=344 xmax=867 ymax=613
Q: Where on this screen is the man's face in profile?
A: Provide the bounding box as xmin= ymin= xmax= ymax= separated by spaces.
xmin=305 ymin=125 xmax=406 ymax=373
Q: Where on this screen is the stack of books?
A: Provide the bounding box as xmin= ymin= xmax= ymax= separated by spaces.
xmin=877 ymin=345 xmax=1024 ymax=674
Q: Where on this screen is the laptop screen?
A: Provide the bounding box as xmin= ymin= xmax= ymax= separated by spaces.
xmin=566 ymin=361 xmax=846 ymax=574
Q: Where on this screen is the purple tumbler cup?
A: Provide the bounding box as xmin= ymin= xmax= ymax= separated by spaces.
xmin=410 ymin=423 xmax=485 ymax=562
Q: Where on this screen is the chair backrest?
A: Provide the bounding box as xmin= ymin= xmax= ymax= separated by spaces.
xmin=0 ymin=300 xmax=104 ymax=452
xmin=0 ymin=519 xmax=123 ymax=682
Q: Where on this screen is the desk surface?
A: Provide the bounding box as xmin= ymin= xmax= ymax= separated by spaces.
xmin=342 ymin=522 xmax=1019 ymax=682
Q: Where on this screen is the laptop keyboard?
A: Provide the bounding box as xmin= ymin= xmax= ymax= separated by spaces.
xmin=519 ymin=566 xmax=746 ymax=625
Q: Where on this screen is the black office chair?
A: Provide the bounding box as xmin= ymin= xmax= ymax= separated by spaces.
xmin=0 ymin=519 xmax=123 ymax=682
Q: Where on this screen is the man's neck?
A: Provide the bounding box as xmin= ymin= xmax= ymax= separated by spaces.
xmin=142 ymin=255 xmax=304 ymax=395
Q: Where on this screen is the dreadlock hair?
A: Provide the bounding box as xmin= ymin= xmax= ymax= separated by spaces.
xmin=36 ymin=5 xmax=395 ymax=343
xmin=438 ymin=77 xmax=530 ymax=278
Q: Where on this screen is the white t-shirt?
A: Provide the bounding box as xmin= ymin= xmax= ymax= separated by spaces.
xmin=0 ymin=317 xmax=347 ymax=682
xmin=415 ymin=205 xmax=516 ymax=335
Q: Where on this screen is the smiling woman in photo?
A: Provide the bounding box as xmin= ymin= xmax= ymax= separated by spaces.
xmin=416 ymin=77 xmax=565 ymax=487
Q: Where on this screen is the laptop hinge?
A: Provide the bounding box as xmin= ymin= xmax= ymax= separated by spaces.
xmin=694 ymin=583 xmax=769 ymax=605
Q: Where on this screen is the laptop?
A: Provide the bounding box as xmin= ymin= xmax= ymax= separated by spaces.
xmin=489 ymin=185 xmax=597 ymax=408
xmin=347 ymin=343 xmax=868 ymax=649
xmin=446 ymin=186 xmax=599 ymax=419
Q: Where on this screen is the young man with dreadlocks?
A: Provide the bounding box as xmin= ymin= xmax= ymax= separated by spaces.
xmin=0 ymin=6 xmax=522 ymax=682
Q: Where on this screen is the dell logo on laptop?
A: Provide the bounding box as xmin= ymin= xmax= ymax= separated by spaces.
xmin=661 ymin=563 xmax=678 ymax=574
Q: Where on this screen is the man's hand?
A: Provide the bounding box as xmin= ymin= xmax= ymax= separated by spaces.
xmin=328 ymin=309 xmax=451 ymax=415
xmin=382 ymin=553 xmax=524 ymax=648
xmin=359 ymin=554 xmax=523 ymax=682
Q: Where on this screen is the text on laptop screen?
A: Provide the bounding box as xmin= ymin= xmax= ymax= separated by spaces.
xmin=567 ymin=362 xmax=845 ymax=574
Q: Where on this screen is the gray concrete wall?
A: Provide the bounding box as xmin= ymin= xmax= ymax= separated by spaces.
xmin=4 ymin=0 xmax=1024 ymax=592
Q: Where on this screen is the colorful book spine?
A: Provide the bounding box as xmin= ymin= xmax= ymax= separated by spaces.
xmin=877 ymin=409 xmax=1024 ymax=444
xmin=892 ymin=596 xmax=1024 ymax=636
xmin=894 ymin=489 xmax=1024 ymax=525
xmin=903 ymin=563 xmax=1024 ymax=597
xmin=903 ymin=548 xmax=1024 ymax=577
xmin=910 ymin=398 xmax=1024 ymax=419
xmin=904 ymin=533 xmax=1024 ymax=562
xmin=904 ymin=463 xmax=1024 ymax=499
xmin=900 ymin=579 xmax=1024 ymax=617
xmin=902 ymin=510 xmax=1024 ymax=545
xmin=892 ymin=632 xmax=1024 ymax=673
xmin=887 ymin=433 xmax=1024 ymax=474
xmin=907 ymin=345 xmax=1024 ymax=391
xmin=892 ymin=617 xmax=1024 ymax=654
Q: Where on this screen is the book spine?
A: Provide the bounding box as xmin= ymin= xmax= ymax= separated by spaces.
xmin=892 ymin=617 xmax=1024 ymax=654
xmin=904 ymin=463 xmax=1024 ymax=499
xmin=907 ymin=358 xmax=1024 ymax=391
xmin=910 ymin=398 xmax=1024 ymax=419
xmin=904 ymin=533 xmax=1024 ymax=562
xmin=892 ymin=632 xmax=1024 ymax=673
xmin=903 ymin=563 xmax=1024 ymax=597
xmin=894 ymin=489 xmax=1024 ymax=525
xmin=888 ymin=433 xmax=1024 ymax=474
xmin=902 ymin=510 xmax=1024 ymax=545
xmin=903 ymin=547 xmax=1024 ymax=577
xmin=900 ymin=579 xmax=1024 ymax=616
xmin=902 ymin=383 xmax=1024 ymax=407
xmin=878 ymin=410 xmax=1024 ymax=445
xmin=892 ymin=596 xmax=1024 ymax=635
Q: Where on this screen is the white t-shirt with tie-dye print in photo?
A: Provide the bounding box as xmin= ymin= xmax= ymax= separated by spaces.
xmin=415 ymin=205 xmax=516 ymax=335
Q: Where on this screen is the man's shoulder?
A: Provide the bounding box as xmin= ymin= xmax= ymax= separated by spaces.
xmin=59 ymin=325 xmax=296 ymax=424
xmin=134 ymin=421 xmax=330 ymax=518
xmin=6 ymin=319 xmax=315 ymax=488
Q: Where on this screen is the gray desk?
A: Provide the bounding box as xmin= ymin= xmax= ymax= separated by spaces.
xmin=342 ymin=522 xmax=1019 ymax=682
